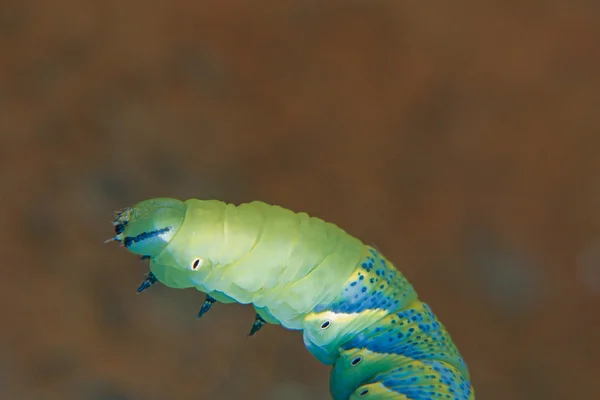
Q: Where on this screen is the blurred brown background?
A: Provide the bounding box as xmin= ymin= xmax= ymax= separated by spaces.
xmin=1 ymin=1 xmax=599 ymax=399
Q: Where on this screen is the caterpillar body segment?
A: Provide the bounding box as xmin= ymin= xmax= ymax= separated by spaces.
xmin=112 ymin=198 xmax=474 ymax=399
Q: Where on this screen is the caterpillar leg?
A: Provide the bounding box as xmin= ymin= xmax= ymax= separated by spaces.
xmin=248 ymin=314 xmax=267 ymax=336
xmin=137 ymin=272 xmax=158 ymax=293
xmin=197 ymin=295 xmax=217 ymax=318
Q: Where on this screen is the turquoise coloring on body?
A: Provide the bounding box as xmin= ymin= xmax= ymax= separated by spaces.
xmin=110 ymin=198 xmax=474 ymax=400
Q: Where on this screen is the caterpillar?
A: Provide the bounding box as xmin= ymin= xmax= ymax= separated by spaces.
xmin=109 ymin=198 xmax=474 ymax=400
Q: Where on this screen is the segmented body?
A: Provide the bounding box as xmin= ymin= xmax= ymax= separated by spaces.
xmin=111 ymin=198 xmax=474 ymax=399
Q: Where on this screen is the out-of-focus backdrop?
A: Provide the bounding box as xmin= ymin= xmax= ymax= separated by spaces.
xmin=2 ymin=1 xmax=599 ymax=399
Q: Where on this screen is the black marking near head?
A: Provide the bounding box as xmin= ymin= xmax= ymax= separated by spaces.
xmin=114 ymin=224 xmax=125 ymax=235
xmin=123 ymin=227 xmax=171 ymax=248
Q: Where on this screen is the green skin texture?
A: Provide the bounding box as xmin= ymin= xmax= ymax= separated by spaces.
xmin=113 ymin=198 xmax=474 ymax=400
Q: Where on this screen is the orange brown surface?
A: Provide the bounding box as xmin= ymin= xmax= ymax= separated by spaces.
xmin=1 ymin=1 xmax=599 ymax=399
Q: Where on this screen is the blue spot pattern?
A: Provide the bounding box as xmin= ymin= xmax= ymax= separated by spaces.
xmin=310 ymin=247 xmax=473 ymax=399
xmin=314 ymin=247 xmax=417 ymax=314
xmin=376 ymin=360 xmax=472 ymax=400
xmin=341 ymin=302 xmax=468 ymax=377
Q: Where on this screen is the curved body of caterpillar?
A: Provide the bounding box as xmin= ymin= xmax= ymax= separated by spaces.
xmin=111 ymin=198 xmax=474 ymax=399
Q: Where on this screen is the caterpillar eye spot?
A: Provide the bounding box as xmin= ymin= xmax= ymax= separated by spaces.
xmin=358 ymin=388 xmax=369 ymax=396
xmin=320 ymin=320 xmax=331 ymax=329
xmin=351 ymin=356 xmax=362 ymax=366
xmin=192 ymin=258 xmax=202 ymax=270
xmin=114 ymin=224 xmax=125 ymax=235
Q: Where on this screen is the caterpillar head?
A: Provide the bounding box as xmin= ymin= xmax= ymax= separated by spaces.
xmin=110 ymin=198 xmax=187 ymax=257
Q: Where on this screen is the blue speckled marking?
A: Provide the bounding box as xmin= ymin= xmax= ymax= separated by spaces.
xmin=314 ymin=248 xmax=417 ymax=314
xmin=338 ymin=302 xmax=468 ymax=379
xmin=374 ymin=360 xmax=471 ymax=400
xmin=308 ymin=247 xmax=472 ymax=398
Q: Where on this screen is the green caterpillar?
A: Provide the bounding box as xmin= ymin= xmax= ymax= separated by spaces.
xmin=110 ymin=198 xmax=474 ymax=400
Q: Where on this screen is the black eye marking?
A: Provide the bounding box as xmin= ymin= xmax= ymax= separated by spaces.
xmin=358 ymin=388 xmax=369 ymax=396
xmin=123 ymin=227 xmax=171 ymax=248
xmin=192 ymin=258 xmax=202 ymax=270
xmin=114 ymin=224 xmax=125 ymax=234
xmin=351 ymin=356 xmax=362 ymax=366
xmin=320 ymin=320 xmax=331 ymax=329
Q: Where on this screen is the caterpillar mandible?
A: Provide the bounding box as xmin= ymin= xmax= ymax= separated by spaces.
xmin=109 ymin=198 xmax=475 ymax=400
